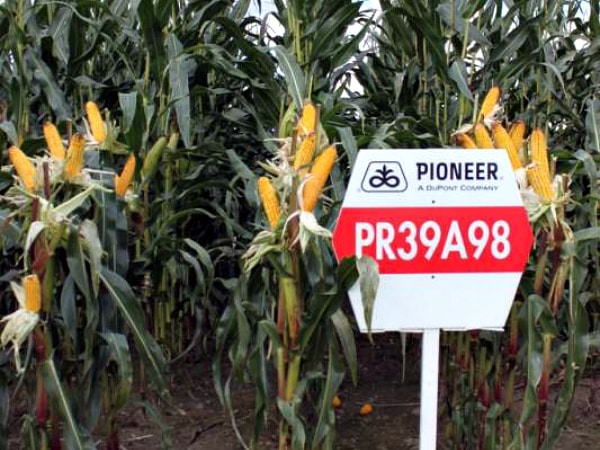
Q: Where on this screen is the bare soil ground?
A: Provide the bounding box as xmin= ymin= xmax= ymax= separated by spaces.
xmin=8 ymin=333 xmax=600 ymax=449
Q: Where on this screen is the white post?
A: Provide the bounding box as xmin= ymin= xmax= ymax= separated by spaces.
xmin=420 ymin=328 xmax=440 ymax=450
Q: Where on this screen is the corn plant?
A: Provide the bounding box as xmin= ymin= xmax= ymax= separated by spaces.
xmin=442 ymin=87 xmax=579 ymax=448
xmin=0 ymin=103 xmax=167 ymax=449
xmin=214 ymin=93 xmax=378 ymax=449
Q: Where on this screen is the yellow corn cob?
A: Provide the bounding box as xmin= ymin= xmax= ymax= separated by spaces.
xmin=296 ymin=101 xmax=317 ymax=137
xmin=530 ymin=128 xmax=550 ymax=180
xmin=85 ymin=101 xmax=107 ymax=144
xmin=455 ymin=133 xmax=477 ymax=149
xmin=115 ymin=154 xmax=136 ymax=197
xmin=43 ymin=122 xmax=66 ymax=160
xmin=479 ymin=87 xmax=501 ymax=121
xmin=302 ymin=145 xmax=337 ymax=212
xmin=492 ymin=123 xmax=522 ymax=170
xmin=257 ymin=177 xmax=280 ymax=230
xmin=23 ymin=274 xmax=41 ymax=313
xmin=527 ymin=164 xmax=554 ymax=201
xmin=293 ymin=135 xmax=316 ymax=171
xmin=474 ymin=123 xmax=494 ymax=149
xmin=64 ymin=133 xmax=86 ymax=179
xmin=509 ymin=120 xmax=526 ymax=153
xmin=8 ymin=146 xmax=36 ymax=192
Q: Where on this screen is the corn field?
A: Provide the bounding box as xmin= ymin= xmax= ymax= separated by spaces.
xmin=1 ymin=0 xmax=600 ymax=449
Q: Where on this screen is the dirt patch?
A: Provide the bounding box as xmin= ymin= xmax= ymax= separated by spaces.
xmin=7 ymin=334 xmax=600 ymax=449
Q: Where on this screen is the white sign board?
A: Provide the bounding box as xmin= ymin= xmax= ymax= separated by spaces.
xmin=332 ymin=149 xmax=533 ymax=331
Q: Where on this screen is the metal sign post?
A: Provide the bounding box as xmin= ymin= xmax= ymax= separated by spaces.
xmin=420 ymin=329 xmax=440 ymax=450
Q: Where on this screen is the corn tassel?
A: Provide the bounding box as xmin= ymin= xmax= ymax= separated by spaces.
xmin=43 ymin=122 xmax=65 ymax=160
xmin=479 ymin=87 xmax=501 ymax=121
xmin=527 ymin=164 xmax=554 ymax=201
xmin=24 ymin=274 xmax=41 ymax=313
xmin=509 ymin=120 xmax=526 ymax=153
xmin=455 ymin=133 xmax=477 ymax=149
xmin=302 ymin=146 xmax=337 ymax=212
xmin=85 ymin=101 xmax=107 ymax=144
xmin=293 ymin=135 xmax=316 ymax=171
xmin=474 ymin=123 xmax=494 ymax=149
xmin=257 ymin=177 xmax=281 ymax=229
xmin=530 ymin=128 xmax=551 ymax=180
xmin=492 ymin=123 xmax=522 ymax=169
xmin=115 ymin=154 xmax=136 ymax=197
xmin=296 ymin=101 xmax=317 ymax=137
xmin=64 ymin=133 xmax=85 ymax=179
xmin=8 ymin=146 xmax=36 ymax=192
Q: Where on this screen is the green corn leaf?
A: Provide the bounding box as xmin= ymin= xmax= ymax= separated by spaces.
xmin=357 ymin=255 xmax=379 ymax=339
xmin=436 ymin=2 xmax=491 ymax=46
xmin=79 ymin=220 xmax=103 ymax=297
xmin=258 ymin=320 xmax=282 ymax=348
xmin=312 ymin=339 xmax=345 ymax=449
xmin=48 ymin=7 xmax=72 ymax=64
xmin=132 ymin=400 xmax=173 ymax=449
xmin=310 ymin=2 xmax=361 ymax=58
xmin=585 ymin=99 xmax=600 ymax=153
xmin=0 ymin=121 xmax=18 ymax=145
xmin=330 ymin=309 xmax=357 ymax=385
xmin=137 ymin=0 xmax=166 ymax=80
xmin=178 ymin=249 xmax=207 ymax=300
xmin=226 ymin=149 xmax=255 ymax=181
xmin=99 ymin=268 xmax=167 ymax=394
xmin=24 ymin=221 xmax=46 ymax=262
xmin=42 ymin=360 xmax=96 ymax=449
xmin=277 ymin=398 xmax=306 ymax=450
xmin=100 ymin=332 xmax=133 ymax=412
xmin=60 ymin=275 xmax=78 ymax=349
xmin=541 ymin=258 xmax=591 ymax=449
xmin=26 ymin=50 xmax=71 ymax=119
xmin=67 ymin=227 xmax=93 ymax=304
xmin=166 ymin=33 xmax=194 ymax=148
xmin=337 ymin=126 xmax=358 ymax=166
xmin=488 ymin=16 xmax=539 ymax=64
xmin=52 ymin=185 xmax=100 ymax=220
xmin=449 ymin=60 xmax=473 ymax=101
xmin=184 ymin=238 xmax=215 ymax=287
xmin=118 ymin=91 xmax=138 ymax=132
xmin=271 ymin=45 xmax=306 ymax=111
xmin=574 ymin=226 xmax=600 ymax=242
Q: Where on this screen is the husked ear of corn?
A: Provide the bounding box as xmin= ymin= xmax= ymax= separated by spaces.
xmin=141 ymin=137 xmax=168 ymax=182
xmin=492 ymin=123 xmax=522 ymax=170
xmin=293 ymin=135 xmax=316 ymax=171
xmin=8 ymin=146 xmax=36 ymax=193
xmin=85 ymin=101 xmax=107 ymax=144
xmin=455 ymin=133 xmax=477 ymax=149
xmin=43 ymin=122 xmax=66 ymax=160
xmin=509 ymin=120 xmax=526 ymax=153
xmin=257 ymin=177 xmax=281 ymax=230
xmin=296 ymin=101 xmax=317 ymax=137
xmin=115 ymin=154 xmax=136 ymax=197
xmin=474 ymin=123 xmax=494 ymax=149
xmin=530 ymin=128 xmax=551 ymax=179
xmin=479 ymin=87 xmax=501 ymax=121
xmin=24 ymin=274 xmax=41 ymax=313
xmin=64 ymin=133 xmax=86 ymax=179
xmin=302 ymin=145 xmax=337 ymax=212
xmin=527 ymin=163 xmax=554 ymax=201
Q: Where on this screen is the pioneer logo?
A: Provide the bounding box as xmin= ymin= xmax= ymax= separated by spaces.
xmin=361 ymin=161 xmax=408 ymax=192
xmin=416 ymin=162 xmax=499 ymax=181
